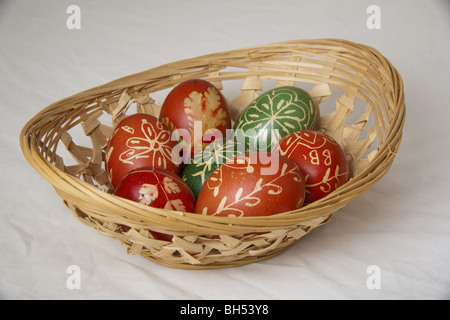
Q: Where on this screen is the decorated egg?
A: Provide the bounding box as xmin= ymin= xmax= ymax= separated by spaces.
xmin=233 ymin=86 xmax=319 ymax=152
xmin=159 ymin=79 xmax=232 ymax=156
xmin=195 ymin=153 xmax=306 ymax=217
xmin=115 ymin=166 xmax=196 ymax=241
xmin=105 ymin=113 xmax=181 ymax=189
xmin=275 ymin=130 xmax=349 ymax=204
xmin=115 ymin=166 xmax=195 ymax=212
xmin=181 ymin=139 xmax=245 ymax=199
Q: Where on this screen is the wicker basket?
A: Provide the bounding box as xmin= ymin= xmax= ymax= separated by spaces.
xmin=20 ymin=39 xmax=405 ymax=269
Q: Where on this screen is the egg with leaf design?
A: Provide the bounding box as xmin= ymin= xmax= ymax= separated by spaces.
xmin=159 ymin=79 xmax=232 ymax=157
xmin=233 ymin=86 xmax=319 ymax=152
xmin=195 ymin=152 xmax=306 ymax=217
xmin=115 ymin=166 xmax=195 ymax=212
xmin=115 ymin=166 xmax=196 ymax=241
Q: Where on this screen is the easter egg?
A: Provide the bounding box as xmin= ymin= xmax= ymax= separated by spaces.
xmin=159 ymin=79 xmax=232 ymax=156
xmin=105 ymin=113 xmax=181 ymax=189
xmin=275 ymin=130 xmax=349 ymax=204
xmin=181 ymin=139 xmax=245 ymax=198
xmin=115 ymin=166 xmax=196 ymax=241
xmin=115 ymin=166 xmax=195 ymax=212
xmin=195 ymin=153 xmax=306 ymax=217
xmin=233 ymin=86 xmax=319 ymax=152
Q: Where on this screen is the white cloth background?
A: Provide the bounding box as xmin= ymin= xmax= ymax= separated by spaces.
xmin=1 ymin=0 xmax=449 ymax=299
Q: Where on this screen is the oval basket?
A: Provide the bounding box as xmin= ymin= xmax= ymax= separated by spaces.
xmin=20 ymin=39 xmax=405 ymax=269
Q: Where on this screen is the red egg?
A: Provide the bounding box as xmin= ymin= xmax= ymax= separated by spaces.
xmin=105 ymin=113 xmax=181 ymax=189
xmin=275 ymin=130 xmax=349 ymax=204
xmin=159 ymin=79 xmax=232 ymax=156
xmin=115 ymin=166 xmax=196 ymax=241
xmin=195 ymin=152 xmax=306 ymax=217
xmin=115 ymin=166 xmax=195 ymax=212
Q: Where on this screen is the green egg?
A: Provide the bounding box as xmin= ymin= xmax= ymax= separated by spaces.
xmin=233 ymin=86 xmax=319 ymax=152
xmin=181 ymin=139 xmax=245 ymax=199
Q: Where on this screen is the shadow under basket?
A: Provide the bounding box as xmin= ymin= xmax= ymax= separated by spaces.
xmin=20 ymin=39 xmax=405 ymax=269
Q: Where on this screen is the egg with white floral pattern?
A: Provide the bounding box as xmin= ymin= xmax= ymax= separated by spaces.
xmin=233 ymin=86 xmax=319 ymax=152
xmin=195 ymin=153 xmax=306 ymax=217
xmin=105 ymin=113 xmax=181 ymax=189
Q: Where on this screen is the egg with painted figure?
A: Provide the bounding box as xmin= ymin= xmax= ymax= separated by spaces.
xmin=105 ymin=113 xmax=181 ymax=189
xmin=233 ymin=86 xmax=319 ymax=152
xmin=181 ymin=139 xmax=246 ymax=199
xmin=159 ymin=79 xmax=232 ymax=157
xmin=275 ymin=130 xmax=349 ymax=204
xmin=114 ymin=166 xmax=196 ymax=241
xmin=195 ymin=152 xmax=306 ymax=217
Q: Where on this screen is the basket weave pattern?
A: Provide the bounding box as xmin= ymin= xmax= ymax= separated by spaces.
xmin=20 ymin=39 xmax=405 ymax=269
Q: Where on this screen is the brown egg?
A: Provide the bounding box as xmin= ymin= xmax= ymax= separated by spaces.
xmin=195 ymin=152 xmax=306 ymax=217
xmin=159 ymin=79 xmax=232 ymax=157
xmin=275 ymin=130 xmax=349 ymax=204
xmin=105 ymin=113 xmax=181 ymax=189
